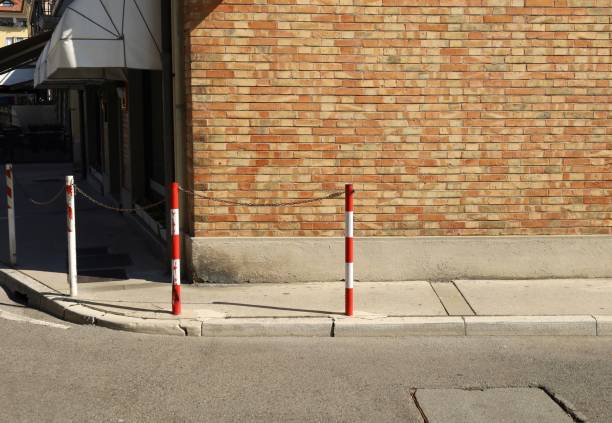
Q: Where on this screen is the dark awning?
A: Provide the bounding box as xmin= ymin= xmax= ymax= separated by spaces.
xmin=0 ymin=32 xmax=52 ymax=75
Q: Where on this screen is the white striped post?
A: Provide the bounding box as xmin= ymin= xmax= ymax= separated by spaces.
xmin=345 ymin=184 xmax=354 ymax=316
xmin=5 ymin=164 xmax=16 ymax=265
xmin=171 ymin=182 xmax=181 ymax=315
xmin=66 ymin=175 xmax=77 ymax=297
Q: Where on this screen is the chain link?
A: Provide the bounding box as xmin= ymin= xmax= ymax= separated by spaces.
xmin=13 ymin=178 xmax=65 ymax=207
xmin=28 ymin=186 xmax=65 ymax=206
xmin=75 ymin=185 xmax=165 ymax=213
xmin=13 ymin=177 xmax=342 ymax=211
xmin=179 ymin=186 xmax=345 ymax=207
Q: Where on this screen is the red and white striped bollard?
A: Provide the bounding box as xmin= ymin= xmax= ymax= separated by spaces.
xmin=171 ymin=182 xmax=181 ymax=315
xmin=66 ymin=175 xmax=77 ymax=297
xmin=345 ymin=184 xmax=354 ymax=316
xmin=5 ymin=164 xmax=16 ymax=265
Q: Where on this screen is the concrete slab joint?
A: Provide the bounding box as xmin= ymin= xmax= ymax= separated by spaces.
xmin=595 ymin=316 xmax=612 ymax=336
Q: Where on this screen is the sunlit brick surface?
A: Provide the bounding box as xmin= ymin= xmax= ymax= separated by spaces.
xmin=184 ymin=0 xmax=611 ymax=237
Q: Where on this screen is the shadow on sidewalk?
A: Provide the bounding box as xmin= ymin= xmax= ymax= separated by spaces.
xmin=60 ymin=297 xmax=171 ymax=315
xmin=0 ymin=163 xmax=167 ymax=288
xmin=213 ymin=301 xmax=342 ymax=316
xmin=52 ymin=298 xmax=338 ymax=317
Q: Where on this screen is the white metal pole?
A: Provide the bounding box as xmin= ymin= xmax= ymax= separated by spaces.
xmin=5 ymin=164 xmax=16 ymax=265
xmin=66 ymin=175 xmax=77 ymax=297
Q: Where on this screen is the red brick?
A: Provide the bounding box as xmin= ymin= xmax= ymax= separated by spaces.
xmin=184 ymin=0 xmax=612 ymax=238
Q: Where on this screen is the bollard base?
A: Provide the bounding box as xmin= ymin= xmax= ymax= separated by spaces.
xmin=172 ymin=284 xmax=181 ymax=315
xmin=345 ymin=287 xmax=353 ymax=316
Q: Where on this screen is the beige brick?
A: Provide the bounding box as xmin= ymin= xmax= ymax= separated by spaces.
xmin=184 ymin=0 xmax=612 ymax=237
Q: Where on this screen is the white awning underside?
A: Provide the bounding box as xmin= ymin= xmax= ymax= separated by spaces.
xmin=35 ymin=0 xmax=161 ymax=87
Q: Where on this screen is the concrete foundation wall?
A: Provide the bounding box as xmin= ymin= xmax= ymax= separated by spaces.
xmin=190 ymin=236 xmax=612 ymax=283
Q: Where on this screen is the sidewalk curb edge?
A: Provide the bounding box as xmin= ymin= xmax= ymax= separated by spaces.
xmin=0 ymin=267 xmax=608 ymax=337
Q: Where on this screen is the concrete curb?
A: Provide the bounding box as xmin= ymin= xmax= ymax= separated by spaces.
xmin=96 ymin=313 xmax=186 ymax=336
xmin=465 ymin=316 xmax=597 ymax=336
xmin=1 ymin=267 xmax=611 ymax=337
xmin=202 ymin=318 xmax=334 ymax=337
xmin=334 ymin=316 xmax=465 ymax=337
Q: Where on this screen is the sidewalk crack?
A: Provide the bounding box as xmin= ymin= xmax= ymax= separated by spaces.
xmin=410 ymin=389 xmax=429 ymax=423
xmin=451 ymin=280 xmax=477 ymax=315
xmin=536 ymin=385 xmax=588 ymax=423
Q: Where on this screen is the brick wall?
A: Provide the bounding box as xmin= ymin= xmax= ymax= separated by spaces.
xmin=184 ymin=0 xmax=611 ymax=238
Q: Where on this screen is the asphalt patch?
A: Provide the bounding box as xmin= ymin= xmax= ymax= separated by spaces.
xmin=413 ymin=387 xmax=579 ymax=423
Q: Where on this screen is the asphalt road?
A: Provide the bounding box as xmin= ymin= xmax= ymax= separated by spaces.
xmin=1 ymin=287 xmax=611 ymax=422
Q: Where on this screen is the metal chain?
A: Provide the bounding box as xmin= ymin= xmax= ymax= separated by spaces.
xmin=28 ymin=186 xmax=65 ymax=206
xmin=13 ymin=177 xmax=65 ymax=207
xmin=75 ymin=185 xmax=165 ymax=212
xmin=13 ymin=177 xmax=343 ymax=210
xmin=179 ymin=186 xmax=345 ymax=207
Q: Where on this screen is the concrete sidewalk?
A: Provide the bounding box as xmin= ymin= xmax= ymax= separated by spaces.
xmin=1 ymin=164 xmax=611 ymax=337
xmin=2 ymin=267 xmax=611 ymax=337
